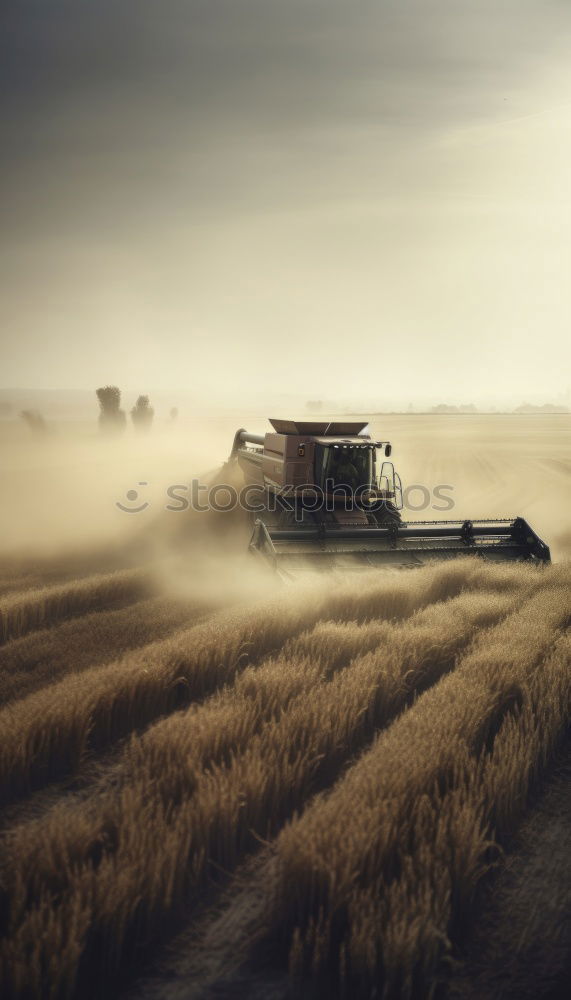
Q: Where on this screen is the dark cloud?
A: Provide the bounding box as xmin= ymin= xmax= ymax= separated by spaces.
xmin=1 ymin=1 xmax=570 ymax=399
xmin=3 ymin=1 xmax=568 ymax=153
xmin=2 ymin=0 xmax=568 ymax=236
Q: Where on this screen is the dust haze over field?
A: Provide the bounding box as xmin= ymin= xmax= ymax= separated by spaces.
xmin=0 ymin=411 xmax=569 ymax=999
xmin=0 ymin=412 xmax=569 ymax=560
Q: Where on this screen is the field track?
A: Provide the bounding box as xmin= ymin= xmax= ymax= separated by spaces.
xmin=0 ymin=553 xmax=569 ymax=1000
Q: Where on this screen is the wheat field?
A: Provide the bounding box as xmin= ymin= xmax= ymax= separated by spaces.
xmin=0 ymin=415 xmax=569 ymax=999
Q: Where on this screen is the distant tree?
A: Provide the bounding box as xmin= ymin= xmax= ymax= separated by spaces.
xmin=169 ymin=406 xmax=179 ymax=423
xmin=430 ymin=403 xmax=478 ymax=414
xmin=514 ymin=401 xmax=569 ymax=413
xmin=306 ymin=400 xmax=323 ymax=412
xmin=96 ymin=385 xmax=126 ymax=434
xmin=131 ymin=395 xmax=154 ymax=432
xmin=20 ymin=409 xmax=47 ymax=434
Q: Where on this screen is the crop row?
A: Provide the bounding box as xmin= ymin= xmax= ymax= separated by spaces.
xmin=266 ymin=589 xmax=571 ymax=997
xmin=0 ymin=585 xmax=523 ymax=999
xmin=0 ymin=557 xmax=532 ymax=802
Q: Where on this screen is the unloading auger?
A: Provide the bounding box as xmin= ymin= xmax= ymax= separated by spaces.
xmin=225 ymin=419 xmax=550 ymax=579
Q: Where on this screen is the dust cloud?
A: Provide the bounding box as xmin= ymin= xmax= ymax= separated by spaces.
xmin=0 ymin=413 xmax=568 ymax=586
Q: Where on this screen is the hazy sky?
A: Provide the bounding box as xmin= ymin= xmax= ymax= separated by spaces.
xmin=1 ymin=0 xmax=571 ymax=406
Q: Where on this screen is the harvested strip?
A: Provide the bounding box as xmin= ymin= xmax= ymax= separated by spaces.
xmin=0 ymin=568 xmax=152 ymax=645
xmin=0 ymin=588 xmax=520 ymax=1000
xmin=267 ymin=593 xmax=570 ymax=998
xmin=0 ymin=557 xmax=525 ymax=802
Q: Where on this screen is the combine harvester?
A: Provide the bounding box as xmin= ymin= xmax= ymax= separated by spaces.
xmin=226 ymin=419 xmax=550 ymax=579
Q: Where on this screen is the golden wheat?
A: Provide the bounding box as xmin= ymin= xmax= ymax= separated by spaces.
xmin=0 ymin=559 xmax=568 ymax=1000
xmin=0 ymin=584 xmax=541 ymax=999
xmin=0 ymin=557 xmax=529 ymax=802
xmin=0 ymin=569 xmax=152 ymax=645
xmin=0 ymin=594 xmax=214 ymax=705
xmin=269 ymin=592 xmax=570 ymax=998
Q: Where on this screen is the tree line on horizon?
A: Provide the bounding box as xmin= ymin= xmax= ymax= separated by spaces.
xmin=6 ymin=390 xmax=570 ymax=437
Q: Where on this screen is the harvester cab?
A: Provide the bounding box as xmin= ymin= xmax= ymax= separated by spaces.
xmin=227 ymin=418 xmax=550 ymax=579
xmin=228 ymin=419 xmax=401 ymax=518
